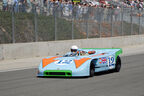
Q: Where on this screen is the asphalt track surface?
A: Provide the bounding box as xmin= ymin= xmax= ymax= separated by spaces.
xmin=0 ymin=54 xmax=144 ymax=96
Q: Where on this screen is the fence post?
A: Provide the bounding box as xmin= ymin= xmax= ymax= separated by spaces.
xmin=141 ymin=13 xmax=144 ymax=34
xmin=72 ymin=11 xmax=74 ymax=40
xmin=138 ymin=10 xmax=141 ymax=35
xmin=12 ymin=5 xmax=15 ymax=43
xmin=86 ymin=17 xmax=88 ymax=39
xmin=111 ymin=9 xmax=113 ymax=37
xmin=99 ymin=8 xmax=102 ymax=38
xmin=34 ymin=6 xmax=38 ymax=42
xmin=54 ymin=8 xmax=57 ymax=41
xmin=99 ymin=21 xmax=102 ymax=38
xmin=130 ymin=7 xmax=133 ymax=35
xmin=121 ymin=6 xmax=124 ymax=36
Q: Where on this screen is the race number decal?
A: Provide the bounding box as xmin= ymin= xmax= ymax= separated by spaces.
xmin=55 ymin=60 xmax=73 ymax=65
xmin=107 ymin=56 xmax=115 ymax=68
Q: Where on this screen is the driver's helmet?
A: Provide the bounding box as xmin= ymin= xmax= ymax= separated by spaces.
xmin=71 ymin=45 xmax=78 ymax=53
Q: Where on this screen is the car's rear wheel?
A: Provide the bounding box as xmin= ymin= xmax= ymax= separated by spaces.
xmin=90 ymin=62 xmax=95 ymax=77
xmin=114 ymin=56 xmax=121 ymax=72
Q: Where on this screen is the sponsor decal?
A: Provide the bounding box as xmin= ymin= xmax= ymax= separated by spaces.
xmin=102 ymin=57 xmax=107 ymax=64
xmin=55 ymin=60 xmax=73 ymax=65
xmin=99 ymin=57 xmax=107 ymax=64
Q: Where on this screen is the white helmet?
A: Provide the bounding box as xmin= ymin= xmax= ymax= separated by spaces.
xmin=71 ymin=45 xmax=78 ymax=52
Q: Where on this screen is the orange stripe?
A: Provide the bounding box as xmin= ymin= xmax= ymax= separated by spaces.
xmin=91 ymin=53 xmax=105 ymax=57
xmin=74 ymin=58 xmax=90 ymax=68
xmin=42 ymin=57 xmax=59 ymax=68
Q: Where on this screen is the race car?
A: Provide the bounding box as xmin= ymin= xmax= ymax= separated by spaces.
xmin=37 ymin=48 xmax=122 ymax=77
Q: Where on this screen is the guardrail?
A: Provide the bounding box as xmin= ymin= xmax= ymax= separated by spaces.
xmin=0 ymin=4 xmax=144 ymax=44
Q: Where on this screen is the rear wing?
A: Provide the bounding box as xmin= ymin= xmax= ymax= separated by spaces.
xmin=82 ymin=48 xmax=122 ymax=58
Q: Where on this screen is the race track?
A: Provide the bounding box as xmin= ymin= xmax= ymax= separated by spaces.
xmin=0 ymin=54 xmax=144 ymax=96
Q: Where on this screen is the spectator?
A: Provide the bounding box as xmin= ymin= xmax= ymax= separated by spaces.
xmin=19 ymin=0 xmax=26 ymax=12
xmin=13 ymin=0 xmax=18 ymax=12
xmin=26 ymin=0 xmax=32 ymax=12
xmin=63 ymin=1 xmax=70 ymax=17
xmin=3 ymin=0 xmax=8 ymax=11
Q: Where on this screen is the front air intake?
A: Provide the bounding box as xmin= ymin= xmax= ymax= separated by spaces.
xmin=44 ymin=70 xmax=72 ymax=77
xmin=49 ymin=72 xmax=65 ymax=75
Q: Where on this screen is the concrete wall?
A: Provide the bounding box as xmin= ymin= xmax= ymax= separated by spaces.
xmin=0 ymin=35 xmax=144 ymax=60
xmin=0 ymin=45 xmax=3 ymax=60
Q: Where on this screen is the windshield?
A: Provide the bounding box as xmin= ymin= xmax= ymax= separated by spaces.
xmin=63 ymin=50 xmax=91 ymax=57
xmin=63 ymin=52 xmax=78 ymax=57
xmin=63 ymin=50 xmax=96 ymax=57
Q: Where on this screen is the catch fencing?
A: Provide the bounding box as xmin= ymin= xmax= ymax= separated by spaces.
xmin=0 ymin=3 xmax=144 ymax=44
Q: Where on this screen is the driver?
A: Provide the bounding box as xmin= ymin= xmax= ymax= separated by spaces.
xmin=71 ymin=45 xmax=78 ymax=53
xmin=70 ymin=45 xmax=79 ymax=56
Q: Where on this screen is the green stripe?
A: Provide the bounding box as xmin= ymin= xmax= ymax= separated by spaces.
xmin=115 ymin=48 xmax=123 ymax=58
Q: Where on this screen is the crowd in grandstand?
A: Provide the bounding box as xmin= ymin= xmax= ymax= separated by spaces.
xmin=1 ymin=0 xmax=144 ymax=11
xmin=0 ymin=0 xmax=143 ymax=22
xmin=0 ymin=1 xmax=143 ymax=19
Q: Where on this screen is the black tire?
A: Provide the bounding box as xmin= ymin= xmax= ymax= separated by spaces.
xmin=114 ymin=56 xmax=121 ymax=72
xmin=90 ymin=62 xmax=95 ymax=77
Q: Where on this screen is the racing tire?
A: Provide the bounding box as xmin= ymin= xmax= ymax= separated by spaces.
xmin=114 ymin=56 xmax=121 ymax=72
xmin=90 ymin=62 xmax=95 ymax=77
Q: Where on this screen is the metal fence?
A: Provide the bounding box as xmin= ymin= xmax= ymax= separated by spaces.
xmin=0 ymin=4 xmax=144 ymax=44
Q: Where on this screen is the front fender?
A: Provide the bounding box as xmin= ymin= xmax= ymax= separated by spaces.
xmin=72 ymin=60 xmax=91 ymax=77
